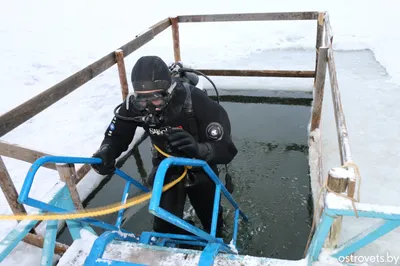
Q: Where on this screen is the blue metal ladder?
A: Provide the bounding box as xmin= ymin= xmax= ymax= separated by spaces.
xmin=2 ymin=155 xmax=399 ymax=265
xmin=83 ymin=157 xmax=249 ymax=266
xmin=0 ymin=155 xmax=248 ymax=266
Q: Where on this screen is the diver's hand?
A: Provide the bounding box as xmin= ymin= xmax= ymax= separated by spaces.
xmin=166 ymin=127 xmax=209 ymax=159
xmin=91 ymin=144 xmax=116 ymax=175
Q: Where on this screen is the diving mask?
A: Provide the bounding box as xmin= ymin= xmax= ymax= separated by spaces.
xmin=131 ymin=91 xmax=169 ymax=112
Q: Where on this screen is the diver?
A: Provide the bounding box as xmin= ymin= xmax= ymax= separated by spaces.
xmin=90 ymin=55 xmax=238 ymax=238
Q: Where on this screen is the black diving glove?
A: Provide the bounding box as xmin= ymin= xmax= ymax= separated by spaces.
xmin=166 ymin=127 xmax=210 ymax=159
xmin=91 ymin=144 xmax=116 ymax=175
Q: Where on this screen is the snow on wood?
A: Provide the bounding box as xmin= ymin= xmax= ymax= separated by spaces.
xmin=57 ymin=229 xmax=98 ymax=266
xmin=328 ymin=168 xmax=353 ymax=180
xmin=308 ymin=128 xmax=324 ymax=225
xmin=326 ymin=193 xmax=400 ymax=215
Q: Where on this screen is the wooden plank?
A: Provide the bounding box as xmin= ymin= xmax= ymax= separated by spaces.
xmin=178 ymin=11 xmax=319 ymax=23
xmin=347 ymin=179 xmax=356 ymax=198
xmin=0 ymin=140 xmax=56 ymax=170
xmin=324 ymin=168 xmax=350 ymax=248
xmin=324 ymin=12 xmax=333 ymax=46
xmin=327 ymin=46 xmax=352 ymax=164
xmin=0 ymin=156 xmax=28 ymax=215
xmin=327 ymin=168 xmax=349 ymax=193
xmin=23 ymin=233 xmax=68 ymax=256
xmin=311 ymin=47 xmax=328 ymax=131
xmin=170 ymin=17 xmax=181 ymax=62
xmin=0 ymin=18 xmax=171 ymax=138
xmin=195 ymin=69 xmax=315 ymax=78
xmin=115 ymin=49 xmax=129 ymax=101
xmin=76 ymin=164 xmax=92 ymax=182
xmin=314 ymin=12 xmax=325 ymax=84
xmin=57 ymin=164 xmax=83 ymax=210
xmin=307 ymin=127 xmax=324 ymax=254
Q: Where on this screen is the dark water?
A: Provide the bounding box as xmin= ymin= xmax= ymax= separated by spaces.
xmin=57 ymin=95 xmax=313 ymax=260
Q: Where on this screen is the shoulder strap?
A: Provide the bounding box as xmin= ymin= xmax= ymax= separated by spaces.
xmin=182 ymin=82 xmax=199 ymax=141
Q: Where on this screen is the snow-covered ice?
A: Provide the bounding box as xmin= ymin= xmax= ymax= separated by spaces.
xmin=1 ymin=0 xmax=400 ymax=265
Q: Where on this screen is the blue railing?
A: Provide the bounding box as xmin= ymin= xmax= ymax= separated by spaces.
xmin=1 ymin=154 xmax=249 ymax=266
xmin=84 ymin=157 xmax=249 ymax=266
xmin=149 ymin=157 xmax=248 ymax=250
xmin=18 ymin=156 xmax=150 ymax=233
xmin=306 ymin=193 xmax=400 ymax=265
xmin=1 ymin=155 xmax=150 ymax=266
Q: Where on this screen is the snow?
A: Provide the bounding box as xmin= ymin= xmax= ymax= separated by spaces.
xmin=1 ymin=0 xmax=400 ymax=265
xmin=328 ymin=168 xmax=354 ymax=180
xmin=326 ymin=193 xmax=400 ymax=215
xmin=56 ymin=229 xmax=98 ymax=266
xmin=320 ymin=50 xmax=400 ymax=262
xmin=229 ymin=239 xmax=239 ymax=254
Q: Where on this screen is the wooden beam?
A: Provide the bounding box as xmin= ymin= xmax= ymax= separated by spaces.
xmin=327 ymin=45 xmax=352 ymax=164
xmin=178 ymin=11 xmax=319 ymax=23
xmin=115 ymin=49 xmax=129 ymax=101
xmin=327 ymin=168 xmax=349 ymax=193
xmin=0 ymin=156 xmax=28 ymax=214
xmin=314 ymin=12 xmax=325 ymax=84
xmin=0 ymin=140 xmax=56 ymax=170
xmin=347 ymin=179 xmax=356 ymax=199
xmin=195 ymin=69 xmax=315 ymax=78
xmin=170 ymin=17 xmax=181 ymax=62
xmin=311 ymin=47 xmax=328 ymax=131
xmin=324 ymin=168 xmax=352 ymax=249
xmin=57 ymin=164 xmax=83 ymax=210
xmin=324 ymin=12 xmax=333 ymax=46
xmin=0 ymin=18 xmax=171 ymax=138
xmin=308 ymin=129 xmax=324 ymax=227
xmin=76 ymin=164 xmax=92 ymax=182
xmin=23 ymin=233 xmax=69 ymax=256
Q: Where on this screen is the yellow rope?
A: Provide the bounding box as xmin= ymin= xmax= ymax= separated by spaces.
xmin=0 ymin=145 xmax=189 ymax=221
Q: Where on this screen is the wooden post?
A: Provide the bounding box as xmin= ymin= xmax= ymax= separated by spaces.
xmin=170 ymin=17 xmax=181 ymax=62
xmin=23 ymin=233 xmax=69 ymax=256
xmin=57 ymin=163 xmax=83 ymax=210
xmin=324 ymin=167 xmax=352 ymax=248
xmin=0 ymin=156 xmax=28 ymax=214
xmin=324 ymin=12 xmax=333 ymax=47
xmin=311 ymin=47 xmax=328 ymax=131
xmin=314 ymin=12 xmax=325 ymax=84
xmin=115 ymin=49 xmax=129 ymax=101
xmin=347 ymin=177 xmax=356 ymax=198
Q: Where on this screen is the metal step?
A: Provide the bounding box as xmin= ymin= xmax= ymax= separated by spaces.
xmin=57 ymin=232 xmax=304 ymax=266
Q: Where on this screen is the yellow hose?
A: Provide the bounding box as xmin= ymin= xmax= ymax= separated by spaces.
xmin=0 ymin=145 xmax=188 ymax=221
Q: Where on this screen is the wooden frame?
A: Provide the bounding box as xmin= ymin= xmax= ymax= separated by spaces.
xmin=0 ymin=11 xmax=353 ymax=256
xmin=308 ymin=11 xmax=357 ymax=250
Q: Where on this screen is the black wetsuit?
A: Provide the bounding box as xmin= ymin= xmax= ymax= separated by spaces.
xmin=99 ymin=79 xmax=238 ymax=236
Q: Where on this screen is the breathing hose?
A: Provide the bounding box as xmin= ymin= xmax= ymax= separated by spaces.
xmin=178 ymin=68 xmax=220 ymax=104
xmin=0 ymin=145 xmax=190 ymax=221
